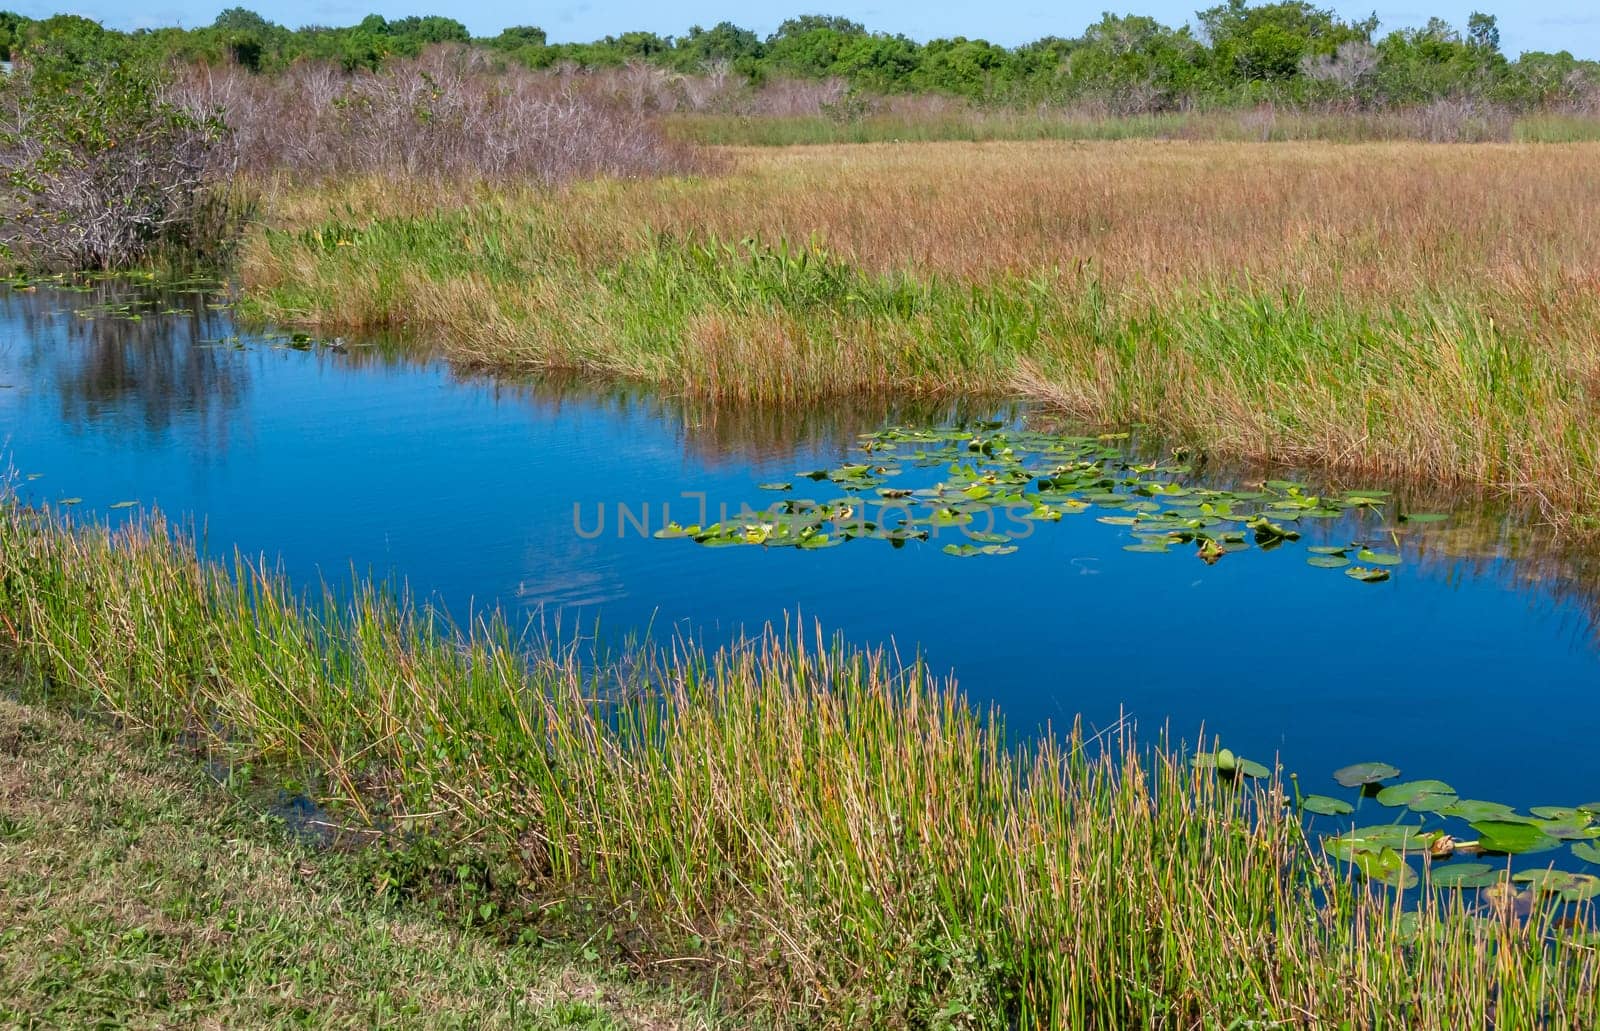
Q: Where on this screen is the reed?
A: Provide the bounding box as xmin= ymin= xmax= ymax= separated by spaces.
xmin=2 ymin=503 xmax=1597 ymax=1026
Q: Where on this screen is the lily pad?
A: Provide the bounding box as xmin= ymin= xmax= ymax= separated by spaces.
xmin=1572 ymin=842 xmax=1600 ymax=865
xmin=1351 ymin=848 xmax=1419 ymax=888
xmin=1345 ymin=566 xmax=1390 ymax=583
xmin=1356 ymin=549 xmax=1401 ymax=566
xmin=1307 ymin=555 xmax=1350 ymax=569
xmin=1512 ymin=869 xmax=1600 ymax=901
xmin=1334 ymin=762 xmax=1401 ymax=789
xmin=1471 ymin=820 xmax=1560 ymax=855
xmin=757 ymin=482 xmax=793 ymax=491
xmin=1301 ymin=794 xmax=1354 ymax=817
xmin=1323 ymin=825 xmax=1438 ymax=860
xmin=108 ymin=500 xmax=138 ymax=510
xmin=1376 ymin=780 xmax=1457 ymax=813
xmin=1428 ymin=863 xmax=1502 ymax=890
xmin=1442 ymin=799 xmax=1515 ymax=822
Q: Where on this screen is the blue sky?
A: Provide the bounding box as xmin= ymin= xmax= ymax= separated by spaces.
xmin=16 ymin=0 xmax=1600 ymax=59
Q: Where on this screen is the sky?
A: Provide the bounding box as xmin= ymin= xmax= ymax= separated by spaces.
xmin=13 ymin=0 xmax=1600 ymax=59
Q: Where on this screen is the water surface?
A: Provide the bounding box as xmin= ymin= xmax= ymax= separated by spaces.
xmin=3 ymin=280 xmax=1596 ymax=808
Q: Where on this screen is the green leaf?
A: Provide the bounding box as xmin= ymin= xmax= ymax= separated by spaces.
xmin=108 ymin=500 xmax=138 ymax=510
xmin=1351 ymin=848 xmax=1418 ymax=888
xmin=1376 ymin=780 xmax=1457 ymax=812
xmin=1428 ymin=863 xmax=1501 ymax=890
xmin=1323 ymin=825 xmax=1437 ymax=860
xmin=1512 ymin=870 xmax=1600 ymax=901
xmin=1344 ymin=566 xmax=1390 ymax=583
xmin=757 ymin=482 xmax=792 ymax=491
xmin=1307 ymin=555 xmax=1350 ymax=568
xmin=1571 ymin=841 xmax=1600 ymax=865
xmin=1301 ymin=794 xmax=1354 ymax=817
xmin=1356 ymin=549 xmax=1401 ymax=566
xmin=1442 ymin=800 xmax=1515 ymax=822
xmin=1333 ymin=762 xmax=1401 ymax=789
xmin=1471 ymin=820 xmax=1560 ymax=855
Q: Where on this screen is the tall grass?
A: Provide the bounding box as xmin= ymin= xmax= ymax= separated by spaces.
xmin=2 ymin=503 xmax=1597 ymax=1025
xmin=665 ymin=100 xmax=1600 ymax=147
xmin=240 ymin=143 xmax=1600 ymax=527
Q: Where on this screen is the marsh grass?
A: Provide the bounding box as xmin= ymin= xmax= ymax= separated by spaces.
xmin=241 ymin=143 xmax=1600 ymax=526
xmin=667 ymin=106 xmax=1600 ymax=147
xmin=2 ymin=503 xmax=1598 ymax=1026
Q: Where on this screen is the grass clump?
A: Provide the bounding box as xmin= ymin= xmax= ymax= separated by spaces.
xmin=2 ymin=502 xmax=1598 ymax=1026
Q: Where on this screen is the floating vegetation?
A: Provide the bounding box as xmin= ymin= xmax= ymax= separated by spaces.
xmin=652 ymin=422 xmax=1447 ymax=576
xmin=1304 ymin=758 xmax=1600 ymax=909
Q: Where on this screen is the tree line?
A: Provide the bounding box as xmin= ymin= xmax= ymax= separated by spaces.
xmin=2 ymin=4 xmax=1597 ymax=109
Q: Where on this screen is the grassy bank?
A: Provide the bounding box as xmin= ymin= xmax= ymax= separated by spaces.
xmin=241 ymin=141 xmax=1600 ymax=527
xmin=3 ymin=503 xmax=1598 ymax=1026
xmin=0 ymin=697 xmax=719 ymax=1028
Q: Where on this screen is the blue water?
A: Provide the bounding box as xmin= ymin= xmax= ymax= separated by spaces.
xmin=3 ymin=282 xmax=1597 ymax=810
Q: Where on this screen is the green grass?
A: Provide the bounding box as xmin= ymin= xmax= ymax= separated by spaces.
xmin=0 ymin=696 xmax=725 ymax=1029
xmin=3 ymin=503 xmax=1599 ymax=1026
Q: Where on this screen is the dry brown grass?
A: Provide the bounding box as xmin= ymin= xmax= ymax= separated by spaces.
xmin=257 ymin=140 xmax=1600 ymax=297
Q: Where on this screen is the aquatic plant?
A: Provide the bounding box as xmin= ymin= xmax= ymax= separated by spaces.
xmin=653 ymin=422 xmax=1443 ymax=577
xmin=1 ymin=500 xmax=1597 ymax=1025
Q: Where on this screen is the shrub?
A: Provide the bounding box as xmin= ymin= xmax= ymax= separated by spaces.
xmin=0 ymin=43 xmax=246 ymax=270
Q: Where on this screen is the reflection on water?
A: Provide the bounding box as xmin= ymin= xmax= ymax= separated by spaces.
xmin=2 ymin=278 xmax=247 ymax=450
xmin=3 ymin=278 xmax=1599 ymax=809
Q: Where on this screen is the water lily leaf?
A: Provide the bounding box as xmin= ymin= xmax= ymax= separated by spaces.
xmin=1345 ymin=566 xmax=1390 ymax=583
xmin=58 ymin=497 xmax=82 ymax=506
xmin=1238 ymin=758 xmax=1271 ymax=779
xmin=1307 ymin=555 xmax=1351 ymax=569
xmin=758 ymin=482 xmax=793 ymax=491
xmin=1122 ymin=542 xmax=1169 ymax=554
xmin=1530 ymin=806 xmax=1589 ymax=821
xmin=1302 ymin=795 xmax=1354 ymax=816
xmin=1442 ymin=800 xmax=1515 ymax=822
xmin=1377 ymin=780 xmax=1457 ymax=812
xmin=108 ymin=501 xmax=138 ymax=510
xmin=1307 ymin=546 xmax=1349 ymax=556
xmin=1572 ymin=842 xmax=1600 ymax=865
xmin=1351 ymin=848 xmax=1419 ymax=888
xmin=1323 ymin=825 xmax=1437 ymax=860
xmin=1356 ymin=549 xmax=1401 ymax=566
xmin=1428 ymin=863 xmax=1501 ymax=890
xmin=1334 ymin=762 xmax=1401 ymax=789
xmin=1472 ymin=820 xmax=1560 ymax=855
xmin=1512 ymin=870 xmax=1600 ymax=901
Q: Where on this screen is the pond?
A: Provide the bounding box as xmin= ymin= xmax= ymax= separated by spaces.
xmin=3 ymin=277 xmax=1598 ymax=817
